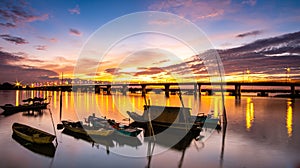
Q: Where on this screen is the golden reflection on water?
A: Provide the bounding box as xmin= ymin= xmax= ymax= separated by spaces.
xmin=15 ymin=90 xmax=19 ymax=106
xmin=53 ymin=91 xmax=57 ymax=109
xmin=286 ymin=99 xmax=293 ymax=137
xmin=246 ymin=98 xmax=254 ymax=130
xmin=65 ymin=91 xmax=68 ymax=109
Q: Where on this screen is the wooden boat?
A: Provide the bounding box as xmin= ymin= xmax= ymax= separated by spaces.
xmin=12 ymin=123 xmax=56 ymax=144
xmin=12 ymin=133 xmax=56 ymax=157
xmin=62 ymin=128 xmax=115 ymax=147
xmin=111 ymin=133 xmax=142 ymax=147
xmin=107 ymin=119 xmax=142 ymax=137
xmin=0 ymin=97 xmax=49 ymax=113
xmin=86 ymin=114 xmax=143 ymax=137
xmin=127 ymin=105 xmax=220 ymax=133
xmin=61 ymin=120 xmax=114 ymax=137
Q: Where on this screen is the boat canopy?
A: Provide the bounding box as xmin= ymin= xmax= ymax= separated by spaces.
xmin=142 ymin=105 xmax=191 ymax=124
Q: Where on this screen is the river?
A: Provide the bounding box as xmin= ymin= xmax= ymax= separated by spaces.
xmin=0 ymin=90 xmax=299 ymax=168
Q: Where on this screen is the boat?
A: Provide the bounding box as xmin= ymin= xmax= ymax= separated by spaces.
xmin=12 ymin=133 xmax=56 ymax=157
xmin=0 ymin=97 xmax=49 ymax=113
xmin=86 ymin=114 xmax=143 ymax=137
xmin=106 ymin=119 xmax=143 ymax=137
xmin=127 ymin=105 xmax=220 ymax=134
xmin=12 ymin=122 xmax=56 ymax=144
xmin=111 ymin=133 xmax=142 ymax=147
xmin=61 ymin=120 xmax=114 ymax=137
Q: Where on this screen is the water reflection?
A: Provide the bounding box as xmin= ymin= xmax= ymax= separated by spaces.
xmin=245 ymin=98 xmax=254 ymax=130
xmin=145 ymin=130 xmax=202 ymax=168
xmin=16 ymin=90 xmax=20 ymax=106
xmin=286 ymin=99 xmax=293 ymax=137
xmin=12 ymin=133 xmax=56 ymax=158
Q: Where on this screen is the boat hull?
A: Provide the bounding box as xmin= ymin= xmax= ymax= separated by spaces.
xmin=12 ymin=123 xmax=55 ymax=144
xmin=1 ymin=103 xmax=49 ymax=112
xmin=61 ymin=120 xmax=114 ymax=137
xmin=12 ymin=133 xmax=56 ymax=157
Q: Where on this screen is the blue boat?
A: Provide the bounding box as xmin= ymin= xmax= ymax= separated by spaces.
xmin=107 ymin=119 xmax=143 ymax=137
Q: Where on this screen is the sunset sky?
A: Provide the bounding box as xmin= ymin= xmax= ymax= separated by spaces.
xmin=0 ymin=0 xmax=300 ymax=84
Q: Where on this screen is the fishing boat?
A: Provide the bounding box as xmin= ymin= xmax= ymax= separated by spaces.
xmin=127 ymin=105 xmax=220 ymax=134
xmin=0 ymin=97 xmax=49 ymax=113
xmin=107 ymin=119 xmax=143 ymax=137
xmin=61 ymin=120 xmax=114 ymax=137
xmin=12 ymin=123 xmax=56 ymax=144
xmin=86 ymin=114 xmax=143 ymax=137
xmin=12 ymin=133 xmax=56 ymax=157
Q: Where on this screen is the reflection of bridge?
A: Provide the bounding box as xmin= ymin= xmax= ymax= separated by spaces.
xmin=33 ymin=81 xmax=300 ymax=97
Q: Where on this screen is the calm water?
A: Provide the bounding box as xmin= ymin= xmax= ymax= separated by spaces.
xmin=0 ymin=90 xmax=300 ymax=168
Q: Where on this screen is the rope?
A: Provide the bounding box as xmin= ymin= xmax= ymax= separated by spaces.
xmin=49 ymin=108 xmax=58 ymax=146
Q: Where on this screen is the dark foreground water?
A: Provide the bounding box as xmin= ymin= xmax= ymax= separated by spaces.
xmin=0 ymin=90 xmax=299 ymax=168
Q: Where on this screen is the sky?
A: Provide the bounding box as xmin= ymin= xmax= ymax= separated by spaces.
xmin=0 ymin=0 xmax=300 ymax=84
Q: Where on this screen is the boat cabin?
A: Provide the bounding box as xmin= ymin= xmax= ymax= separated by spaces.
xmin=142 ymin=105 xmax=191 ymax=124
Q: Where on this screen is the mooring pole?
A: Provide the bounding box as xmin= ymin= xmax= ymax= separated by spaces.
xmin=59 ymin=72 xmax=63 ymax=121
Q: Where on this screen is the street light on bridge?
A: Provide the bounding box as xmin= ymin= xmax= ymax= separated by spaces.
xmin=285 ymin=67 xmax=291 ymax=82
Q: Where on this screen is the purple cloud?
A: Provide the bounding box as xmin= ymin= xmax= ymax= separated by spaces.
xmin=35 ymin=45 xmax=47 ymax=51
xmin=68 ymin=5 xmax=80 ymax=14
xmin=0 ymin=34 xmax=28 ymax=44
xmin=242 ymin=0 xmax=256 ymax=6
xmin=0 ymin=50 xmax=58 ymax=83
xmin=0 ymin=0 xmax=48 ymax=29
xmin=134 ymin=67 xmax=165 ymax=76
xmin=69 ymin=28 xmax=82 ymax=36
xmin=236 ymin=30 xmax=263 ymax=38
xmin=105 ymin=68 xmax=121 ymax=75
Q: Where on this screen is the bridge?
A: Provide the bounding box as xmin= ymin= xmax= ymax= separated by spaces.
xmin=32 ymin=81 xmax=300 ymax=97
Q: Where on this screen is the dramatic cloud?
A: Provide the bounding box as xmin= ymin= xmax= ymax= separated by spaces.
xmin=35 ymin=45 xmax=47 ymax=51
xmin=105 ymin=68 xmax=121 ymax=75
xmin=0 ymin=22 xmax=16 ymax=28
xmin=69 ymin=28 xmax=82 ymax=36
xmin=0 ymin=0 xmax=49 ymax=29
xmin=133 ymin=67 xmax=165 ymax=76
xmin=0 ymin=50 xmax=58 ymax=82
xmin=38 ymin=36 xmax=58 ymax=43
xmin=153 ymin=59 xmax=170 ymax=65
xmin=68 ymin=5 xmax=80 ymax=14
xmin=0 ymin=34 xmax=28 ymax=44
xmin=236 ymin=30 xmax=263 ymax=38
xmin=242 ymin=0 xmax=257 ymax=6
xmin=148 ymin=0 xmax=229 ymax=21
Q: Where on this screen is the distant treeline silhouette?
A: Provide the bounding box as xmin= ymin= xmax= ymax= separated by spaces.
xmin=0 ymin=82 xmax=21 ymax=90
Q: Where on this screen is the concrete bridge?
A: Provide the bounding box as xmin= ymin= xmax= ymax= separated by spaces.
xmin=33 ymin=81 xmax=300 ymax=97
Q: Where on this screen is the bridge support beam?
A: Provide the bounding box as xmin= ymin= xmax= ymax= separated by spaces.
xmin=193 ymin=84 xmax=198 ymax=96
xmin=291 ymin=85 xmax=296 ymax=95
xmin=234 ymin=84 xmax=241 ymax=97
xmin=258 ymin=91 xmax=268 ymax=96
xmin=165 ymin=84 xmax=170 ymax=97
xmin=122 ymin=85 xmax=128 ymax=95
xmin=95 ymin=85 xmax=100 ymax=94
xmin=141 ymin=85 xmax=146 ymax=97
xmin=197 ymin=84 xmax=202 ymax=96
xmin=107 ymin=85 xmax=111 ymax=95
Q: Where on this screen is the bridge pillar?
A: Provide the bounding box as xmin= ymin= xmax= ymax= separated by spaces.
xmin=141 ymin=85 xmax=147 ymax=97
xmin=165 ymin=84 xmax=170 ymax=97
xmin=197 ymin=84 xmax=202 ymax=96
xmin=141 ymin=85 xmax=146 ymax=97
xmin=107 ymin=85 xmax=111 ymax=95
xmin=95 ymin=85 xmax=100 ymax=94
xmin=291 ymin=85 xmax=296 ymax=95
xmin=258 ymin=91 xmax=268 ymax=97
xmin=194 ymin=84 xmax=197 ymax=96
xmin=234 ymin=84 xmax=241 ymax=97
xmin=122 ymin=85 xmax=128 ymax=95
